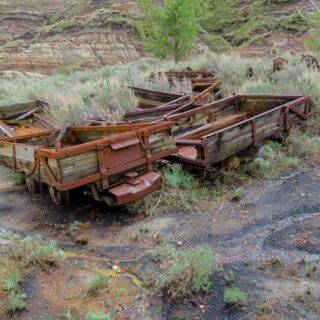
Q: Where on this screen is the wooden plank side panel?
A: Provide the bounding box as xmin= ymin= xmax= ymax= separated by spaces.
xmin=206 ymin=108 xmax=283 ymax=164
xmin=72 ymin=131 xmax=128 ymax=144
xmin=172 ymin=102 xmax=236 ymax=136
xmin=149 ymin=131 xmax=176 ymax=155
xmin=238 ymin=97 xmax=293 ymax=113
xmin=0 ymin=101 xmax=38 ymax=120
xmin=59 ymin=151 xmax=99 ymax=184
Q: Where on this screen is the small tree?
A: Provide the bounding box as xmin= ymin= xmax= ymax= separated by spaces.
xmin=305 ymin=0 xmax=320 ymax=50
xmin=137 ymin=0 xmax=210 ymax=63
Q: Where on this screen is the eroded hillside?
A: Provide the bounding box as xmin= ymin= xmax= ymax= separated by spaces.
xmin=0 ymin=0 xmax=146 ymax=73
xmin=0 ymin=0 xmax=317 ymax=73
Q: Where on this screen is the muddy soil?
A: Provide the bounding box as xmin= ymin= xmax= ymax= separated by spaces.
xmin=0 ymin=164 xmax=319 ymax=320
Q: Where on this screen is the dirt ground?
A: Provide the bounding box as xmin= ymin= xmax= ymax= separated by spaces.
xmin=0 ymin=163 xmax=319 ymax=320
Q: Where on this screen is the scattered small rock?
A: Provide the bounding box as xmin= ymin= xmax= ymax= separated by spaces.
xmin=113 ymin=265 xmax=121 ymax=274
xmin=177 ymin=241 xmax=183 ymax=246
xmin=74 ymin=236 xmax=89 ymax=245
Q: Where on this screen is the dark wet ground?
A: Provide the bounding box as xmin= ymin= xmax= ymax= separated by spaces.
xmin=0 ymin=164 xmax=319 ymax=320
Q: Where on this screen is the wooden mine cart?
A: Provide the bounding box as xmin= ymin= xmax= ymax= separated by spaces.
xmin=0 ymin=122 xmax=177 ymax=205
xmin=169 ymin=95 xmax=311 ymax=168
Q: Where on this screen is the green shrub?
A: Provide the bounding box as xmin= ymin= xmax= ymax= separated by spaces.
xmin=68 ymin=220 xmax=83 ymax=237
xmin=87 ymin=274 xmax=109 ymax=295
xmin=8 ymin=291 xmax=27 ymax=317
xmin=163 ymin=165 xmax=194 ymax=190
xmin=153 ymin=244 xmax=220 ymax=300
xmin=252 ymin=157 xmax=271 ymax=178
xmin=306 ymin=262 xmax=320 ymax=276
xmin=12 ymin=173 xmax=25 ymax=186
xmin=5 ymin=270 xmax=20 ymax=291
xmin=280 ymin=14 xmax=312 ymax=32
xmin=54 ymin=62 xmax=81 ymax=75
xmin=202 ymin=34 xmax=232 ymax=53
xmin=232 ymin=187 xmax=243 ymax=201
xmin=86 ymin=312 xmax=115 ymax=320
xmin=283 ymin=157 xmax=299 ymax=168
xmin=224 ymin=287 xmax=247 ymax=306
xmin=0 ymin=232 xmax=64 ymax=269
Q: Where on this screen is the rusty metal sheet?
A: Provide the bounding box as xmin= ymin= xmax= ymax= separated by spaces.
xmin=107 ymin=171 xmax=161 ymax=205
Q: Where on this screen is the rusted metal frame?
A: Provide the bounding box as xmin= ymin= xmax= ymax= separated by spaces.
xmin=36 ymin=155 xmax=40 ymax=182
xmin=214 ymin=91 xmax=222 ymax=99
xmin=234 ymin=94 xmax=239 ymax=112
xmin=39 ymin=155 xmax=59 ymax=188
xmin=56 ymin=161 xmax=62 ymax=184
xmin=164 ymin=101 xmax=194 ymax=117
xmin=165 ymin=71 xmax=210 ymax=76
xmin=68 ymin=123 xmax=158 ymax=132
xmin=0 ymin=119 xmax=18 ymax=137
xmin=278 ymin=106 xmax=292 ymax=131
xmin=36 ymin=147 xmax=178 ymax=192
xmin=96 ymin=142 xmax=109 ymax=190
xmin=200 ymin=96 xmax=311 ymax=141
xmin=167 ymin=95 xmax=238 ymax=121
xmin=67 ymin=129 xmax=77 ymax=143
xmin=127 ymin=85 xmax=185 ymax=98
xmin=142 ymin=131 xmax=153 ymax=172
xmin=191 ymin=77 xmax=216 ymax=83
xmin=237 ymin=94 xmax=304 ymax=99
xmin=12 ymin=145 xmax=16 ymax=172
xmin=157 ymin=94 xmax=190 ymax=108
xmin=192 ymin=82 xmax=220 ymax=103
xmin=175 ymin=139 xmax=203 ymax=146
xmin=175 ymin=154 xmax=208 ymax=167
xmin=33 ymin=113 xmax=57 ymax=130
xmin=252 ymin=119 xmax=258 ymax=147
xmin=89 ymin=184 xmax=103 ymax=202
xmin=305 ymin=99 xmax=311 ymax=115
xmin=289 ymin=104 xmax=311 ymax=119
xmin=124 ymin=104 xmax=183 ymax=118
xmin=3 ymin=130 xmax=56 ymax=142
xmin=198 ymin=138 xmax=210 ymax=168
xmin=36 ymin=122 xmax=175 ymax=160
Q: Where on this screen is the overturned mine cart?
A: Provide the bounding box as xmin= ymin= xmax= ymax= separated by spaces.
xmin=0 ymin=122 xmax=177 ymax=205
xmin=170 ymin=95 xmax=311 ymax=168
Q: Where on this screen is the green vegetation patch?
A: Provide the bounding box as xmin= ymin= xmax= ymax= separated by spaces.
xmin=153 ymin=244 xmax=220 ymax=300
xmin=37 ymin=18 xmax=76 ymax=33
xmin=202 ymin=34 xmax=232 ymax=53
xmin=232 ymin=15 xmax=278 ymax=45
xmin=69 ymin=0 xmax=91 ymax=15
xmin=200 ymin=0 xmax=246 ymax=33
xmin=224 ymin=287 xmax=247 ymax=306
xmin=280 ymin=13 xmax=313 ymax=32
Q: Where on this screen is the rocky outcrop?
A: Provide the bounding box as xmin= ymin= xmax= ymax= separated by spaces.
xmin=0 ymin=0 xmax=147 ymax=73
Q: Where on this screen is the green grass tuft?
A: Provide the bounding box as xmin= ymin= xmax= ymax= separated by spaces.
xmin=224 ymin=287 xmax=247 ymax=306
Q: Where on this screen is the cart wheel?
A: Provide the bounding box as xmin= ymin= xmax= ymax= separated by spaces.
xmin=49 ymin=186 xmax=69 ymax=205
xmin=26 ymin=177 xmax=40 ymax=194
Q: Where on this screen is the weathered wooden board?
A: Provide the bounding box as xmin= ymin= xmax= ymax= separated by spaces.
xmin=238 ymin=97 xmax=296 ymax=112
xmin=129 ymin=87 xmax=184 ymax=109
xmin=206 ymin=103 xmax=306 ymax=164
xmin=172 ymin=101 xmax=236 ymax=137
xmin=0 ymin=101 xmax=38 ymax=120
